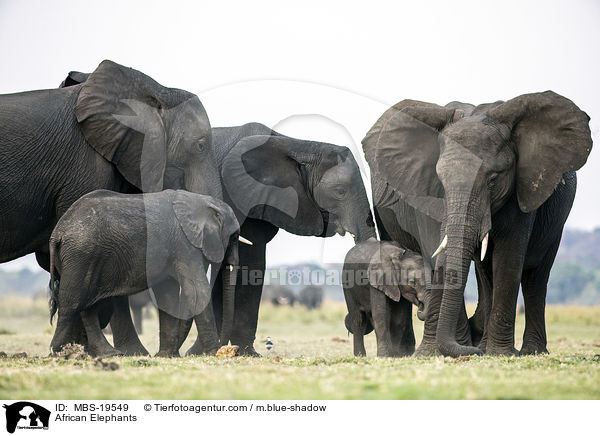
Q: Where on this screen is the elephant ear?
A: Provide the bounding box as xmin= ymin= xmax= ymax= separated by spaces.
xmin=363 ymin=100 xmax=462 ymax=259
xmin=75 ymin=60 xmax=194 ymax=192
xmin=488 ymin=91 xmax=592 ymax=213
xmin=172 ymin=191 xmax=225 ymax=263
xmin=221 ymin=134 xmax=323 ymax=235
xmin=367 ymin=243 xmax=406 ymax=302
xmin=59 ymin=71 xmax=89 ymax=88
xmin=363 ymin=99 xmax=463 ymax=197
xmin=362 ymin=100 xmax=463 ymax=219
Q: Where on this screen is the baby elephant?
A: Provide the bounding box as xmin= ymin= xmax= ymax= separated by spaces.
xmin=49 ymin=189 xmax=240 ymax=357
xmin=342 ymin=238 xmax=426 ymax=357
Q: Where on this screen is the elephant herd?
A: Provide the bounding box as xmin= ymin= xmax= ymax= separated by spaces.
xmin=0 ymin=60 xmax=592 ymax=358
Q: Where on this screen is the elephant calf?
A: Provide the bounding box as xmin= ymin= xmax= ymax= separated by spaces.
xmin=48 ymin=189 xmax=239 ymax=357
xmin=342 ymin=238 xmax=426 ymax=357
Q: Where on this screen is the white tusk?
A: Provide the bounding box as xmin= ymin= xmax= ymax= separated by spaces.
xmin=228 ymin=265 xmax=233 ymax=272
xmin=238 ymin=235 xmax=253 ymax=245
xmin=480 ymin=233 xmax=489 ymax=262
xmin=349 ymin=233 xmax=356 ymax=239
xmin=206 ymin=264 xmax=212 ymax=283
xmin=432 ymin=235 xmax=448 ymax=258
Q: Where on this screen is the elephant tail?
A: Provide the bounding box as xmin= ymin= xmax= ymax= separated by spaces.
xmin=48 ymin=235 xmax=61 ymax=325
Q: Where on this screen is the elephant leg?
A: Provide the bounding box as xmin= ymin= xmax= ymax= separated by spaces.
xmin=49 ymin=272 xmax=89 ymax=352
xmin=131 ymin=304 xmax=143 ymax=335
xmin=353 ymin=330 xmax=367 ymax=357
xmin=187 ymin=268 xmax=223 ymax=356
xmin=486 ymin=213 xmax=533 ymax=356
xmin=97 ymin=299 xmax=113 ymax=330
xmin=345 ymin=312 xmax=368 ymax=356
xmin=455 ymin=302 xmax=473 ymax=347
xmin=370 ymin=290 xmax=393 ymax=357
xmin=393 ymin=298 xmax=415 ymax=357
xmin=470 ymin=258 xmax=493 ymax=349
xmin=110 ymin=296 xmax=149 ymax=356
xmin=50 ymin=312 xmax=79 ymax=353
xmin=187 ymin=300 xmax=220 ymax=356
xmin=81 ymin=304 xmax=123 ymax=357
xmin=228 ymin=243 xmax=267 ymax=357
xmin=155 ymin=278 xmax=194 ymax=357
xmin=520 ymin=240 xmax=559 ymax=355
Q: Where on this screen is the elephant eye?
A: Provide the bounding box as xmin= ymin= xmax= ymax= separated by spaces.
xmin=334 ymin=186 xmax=347 ymax=197
xmin=197 ymin=138 xmax=206 ymax=151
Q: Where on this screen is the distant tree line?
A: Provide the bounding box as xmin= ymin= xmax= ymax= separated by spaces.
xmin=1 ymin=229 xmax=599 ymax=304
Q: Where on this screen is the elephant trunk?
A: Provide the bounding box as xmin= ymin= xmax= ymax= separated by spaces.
xmin=185 ymin=159 xmax=223 ymax=200
xmin=355 ymin=208 xmax=377 ymax=243
xmin=219 ymin=239 xmax=238 ymax=346
xmin=345 ymin=191 xmax=377 ymax=243
xmin=435 ymin=192 xmax=483 ymax=357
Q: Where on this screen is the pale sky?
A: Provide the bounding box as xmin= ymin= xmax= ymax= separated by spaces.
xmin=0 ymin=0 xmax=599 ymax=271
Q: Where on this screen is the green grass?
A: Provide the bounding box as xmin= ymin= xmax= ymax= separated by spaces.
xmin=0 ymin=297 xmax=599 ymax=399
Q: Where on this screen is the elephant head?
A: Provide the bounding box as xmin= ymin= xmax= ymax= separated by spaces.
xmin=367 ymin=241 xmax=427 ymax=318
xmin=172 ymin=190 xmax=239 ymax=344
xmin=61 ymin=60 xmax=221 ymax=199
xmin=363 ymin=91 xmax=592 ymax=355
xmin=221 ymin=131 xmax=376 ymax=242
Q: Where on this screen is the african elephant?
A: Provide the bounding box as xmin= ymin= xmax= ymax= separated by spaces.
xmin=48 ymin=189 xmax=239 ymax=357
xmin=363 ymin=91 xmax=592 ymax=357
xmin=299 ymin=286 xmax=323 ymax=310
xmin=262 ymin=285 xmax=297 ymax=306
xmin=342 ymin=238 xmax=425 ymax=357
xmin=157 ymin=122 xmax=377 ymax=356
xmin=0 ymin=59 xmax=228 ymax=355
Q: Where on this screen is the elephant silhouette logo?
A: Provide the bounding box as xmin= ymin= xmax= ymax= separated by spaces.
xmin=3 ymin=402 xmax=50 ymax=433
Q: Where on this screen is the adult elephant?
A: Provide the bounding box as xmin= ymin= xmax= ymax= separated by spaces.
xmin=299 ymin=286 xmax=324 ymax=310
xmin=158 ymin=122 xmax=377 ymax=356
xmin=0 ymin=60 xmax=224 ymax=355
xmin=363 ymin=91 xmax=592 ymax=357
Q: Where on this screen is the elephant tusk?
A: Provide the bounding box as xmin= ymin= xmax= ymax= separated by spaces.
xmin=239 ymin=235 xmax=253 ymax=245
xmin=227 ymin=265 xmax=233 ymax=272
xmin=349 ymin=233 xmax=356 ymax=239
xmin=206 ymin=264 xmax=212 ymax=283
xmin=432 ymin=235 xmax=448 ymax=258
xmin=481 ymin=233 xmax=489 ymax=262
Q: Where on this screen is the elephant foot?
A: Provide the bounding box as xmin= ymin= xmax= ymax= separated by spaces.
xmin=477 ymin=337 xmax=487 ymax=353
xmin=237 ymin=344 xmax=261 ymax=357
xmin=85 ymin=344 xmax=124 ymax=358
xmin=485 ymin=345 xmax=519 ymax=356
xmin=185 ymin=342 xmax=219 ymax=356
xmin=519 ymin=343 xmax=548 ymax=356
xmin=114 ymin=340 xmax=150 ymax=356
xmin=185 ymin=341 xmax=204 ymax=356
xmin=155 ymin=349 xmax=181 ymax=358
xmin=413 ymin=340 xmax=440 ymax=357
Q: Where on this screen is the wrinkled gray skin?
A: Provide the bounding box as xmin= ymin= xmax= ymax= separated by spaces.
xmin=167 ymin=123 xmax=377 ymax=356
xmin=363 ymin=92 xmax=592 ymax=357
xmin=298 ymin=286 xmax=323 ymax=310
xmin=0 ymin=60 xmax=221 ymax=356
xmin=49 ymin=190 xmax=239 ymax=358
xmin=262 ymin=285 xmax=297 ymax=306
xmin=59 ymin=73 xmax=376 ymax=356
xmin=342 ymin=238 xmax=426 ymax=357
